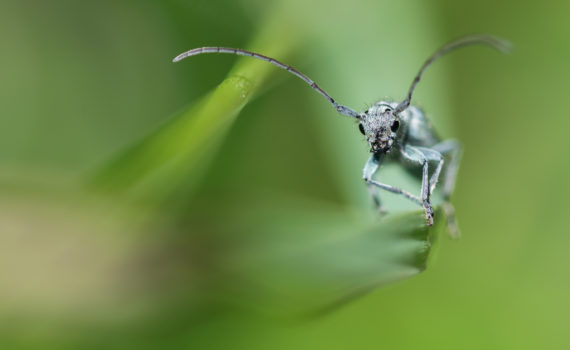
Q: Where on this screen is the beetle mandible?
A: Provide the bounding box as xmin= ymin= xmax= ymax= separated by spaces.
xmin=173 ymin=35 xmax=510 ymax=235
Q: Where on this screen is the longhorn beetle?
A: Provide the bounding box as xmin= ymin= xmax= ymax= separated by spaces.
xmin=173 ymin=35 xmax=510 ymax=235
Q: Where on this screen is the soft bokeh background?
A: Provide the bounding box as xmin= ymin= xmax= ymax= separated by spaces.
xmin=1 ymin=0 xmax=569 ymax=349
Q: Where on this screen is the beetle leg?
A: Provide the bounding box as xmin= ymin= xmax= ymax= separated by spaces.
xmin=362 ymin=155 xmax=388 ymax=215
xmin=430 ymin=155 xmax=444 ymax=193
xmin=401 ymin=146 xmax=444 ymax=226
xmin=433 ymin=140 xmax=462 ymax=237
xmin=432 ymin=140 xmax=462 ymax=200
xmin=363 ymin=154 xmax=424 ymax=217
xmin=421 ymin=157 xmax=434 ymax=226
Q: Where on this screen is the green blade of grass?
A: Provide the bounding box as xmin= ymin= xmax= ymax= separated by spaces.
xmin=210 ymin=193 xmax=445 ymax=317
xmin=89 ymin=20 xmax=302 ymax=200
xmin=0 ymin=191 xmax=445 ymax=326
xmin=90 ymin=76 xmax=253 ymax=195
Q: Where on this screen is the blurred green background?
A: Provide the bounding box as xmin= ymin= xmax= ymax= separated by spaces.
xmin=1 ymin=0 xmax=570 ymax=349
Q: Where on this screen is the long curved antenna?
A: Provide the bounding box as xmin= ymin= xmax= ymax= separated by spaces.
xmin=173 ymin=47 xmax=360 ymax=118
xmin=394 ymin=35 xmax=511 ymax=114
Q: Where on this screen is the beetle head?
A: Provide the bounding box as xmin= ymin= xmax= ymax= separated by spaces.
xmin=358 ymin=103 xmax=401 ymax=153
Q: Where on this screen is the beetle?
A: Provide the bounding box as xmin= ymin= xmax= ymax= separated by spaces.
xmin=173 ymin=35 xmax=509 ymax=235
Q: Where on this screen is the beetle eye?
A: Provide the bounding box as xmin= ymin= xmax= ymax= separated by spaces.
xmin=358 ymin=123 xmax=366 ymax=135
xmin=390 ymin=120 xmax=400 ymax=132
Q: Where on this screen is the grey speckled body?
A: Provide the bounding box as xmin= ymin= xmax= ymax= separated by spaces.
xmin=174 ymin=35 xmax=510 ymax=235
xmin=359 ymin=100 xmax=461 ymax=232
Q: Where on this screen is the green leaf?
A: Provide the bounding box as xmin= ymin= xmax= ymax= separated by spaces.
xmin=89 ymin=19 xmax=303 ymax=200
xmin=210 ymin=193 xmax=445 ymax=317
xmin=0 ymin=191 xmax=445 ymax=327
xmin=89 ymin=75 xmax=254 ymax=197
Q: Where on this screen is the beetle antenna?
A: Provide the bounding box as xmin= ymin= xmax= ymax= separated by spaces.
xmin=394 ymin=35 xmax=511 ymax=114
xmin=173 ymin=47 xmax=360 ymax=118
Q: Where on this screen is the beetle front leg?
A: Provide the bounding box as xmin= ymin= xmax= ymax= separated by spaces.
xmin=362 ymin=155 xmax=387 ymax=214
xmin=420 ymin=158 xmax=434 ymax=226
xmin=432 ymin=140 xmax=462 ymax=200
xmin=363 ymin=154 xmax=424 ymax=216
xmin=401 ymin=146 xmax=444 ymax=226
xmin=433 ymin=140 xmax=462 ymax=237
